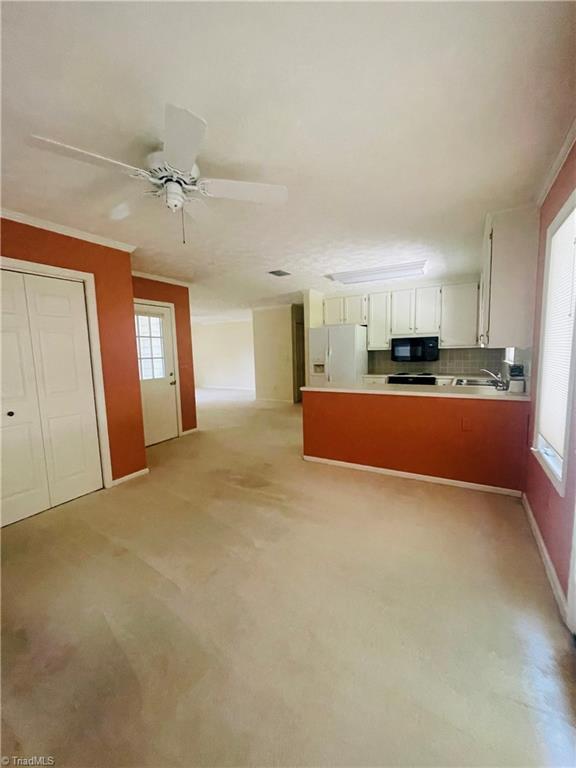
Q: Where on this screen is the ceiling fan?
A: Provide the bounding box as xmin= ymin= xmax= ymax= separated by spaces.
xmin=30 ymin=104 xmax=288 ymax=225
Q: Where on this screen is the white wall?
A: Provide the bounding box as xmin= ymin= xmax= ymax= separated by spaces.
xmin=192 ymin=320 xmax=255 ymax=390
xmin=252 ymin=306 xmax=294 ymax=402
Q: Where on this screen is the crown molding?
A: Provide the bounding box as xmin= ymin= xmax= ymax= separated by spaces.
xmin=536 ymin=116 xmax=576 ymax=207
xmin=0 ymin=209 xmax=136 ymax=253
xmin=131 ymin=270 xmax=193 ymax=288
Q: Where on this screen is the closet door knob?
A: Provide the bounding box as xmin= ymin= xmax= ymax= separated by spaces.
xmin=6 ymin=411 xmax=14 ymax=417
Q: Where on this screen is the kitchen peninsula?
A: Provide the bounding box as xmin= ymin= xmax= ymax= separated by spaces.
xmin=302 ymin=384 xmax=530 ymax=494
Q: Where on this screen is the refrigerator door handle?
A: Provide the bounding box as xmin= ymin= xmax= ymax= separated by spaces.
xmin=326 ymin=346 xmax=331 ymax=382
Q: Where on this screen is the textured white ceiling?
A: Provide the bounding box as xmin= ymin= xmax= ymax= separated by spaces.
xmin=2 ymin=2 xmax=575 ymax=314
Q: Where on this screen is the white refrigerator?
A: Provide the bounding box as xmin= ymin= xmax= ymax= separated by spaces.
xmin=308 ymin=325 xmax=367 ymax=388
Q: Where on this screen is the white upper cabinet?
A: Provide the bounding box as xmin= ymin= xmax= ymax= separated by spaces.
xmin=440 ymin=283 xmax=479 ymax=347
xmin=323 ymin=296 xmax=343 ymax=325
xmin=323 ymin=295 xmax=367 ymax=325
xmin=479 ymin=206 xmax=539 ymax=349
xmin=414 ymin=286 xmax=441 ymax=334
xmin=367 ymin=292 xmax=391 ymax=349
xmin=390 ymin=289 xmax=414 ymax=335
xmin=343 ymin=294 xmax=367 ymax=324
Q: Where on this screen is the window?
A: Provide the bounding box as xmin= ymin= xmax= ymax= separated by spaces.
xmin=533 ymin=192 xmax=576 ymax=494
xmin=135 ymin=314 xmax=165 ymax=380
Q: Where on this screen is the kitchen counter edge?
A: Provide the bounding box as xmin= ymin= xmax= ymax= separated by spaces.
xmin=301 ymin=385 xmax=530 ymax=402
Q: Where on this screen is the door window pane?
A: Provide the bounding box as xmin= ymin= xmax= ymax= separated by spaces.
xmin=137 ymin=315 xmax=150 ymax=335
xmin=149 ymin=316 xmax=162 ymax=337
xmin=139 ymin=337 xmax=152 ymax=357
xmin=135 ymin=313 xmax=167 ymax=381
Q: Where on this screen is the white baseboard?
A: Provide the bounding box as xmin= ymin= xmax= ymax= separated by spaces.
xmin=181 ymin=428 xmax=197 ymax=436
xmin=197 ymin=386 xmax=255 ymax=391
xmin=521 ymin=493 xmax=569 ymax=627
xmin=109 ymin=468 xmax=150 ymax=487
xmin=302 ymin=455 xmax=522 ymax=497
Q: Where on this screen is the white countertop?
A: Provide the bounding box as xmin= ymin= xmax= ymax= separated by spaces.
xmin=301 ymin=384 xmax=530 ymax=402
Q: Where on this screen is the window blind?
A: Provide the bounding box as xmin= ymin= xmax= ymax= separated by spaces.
xmin=536 ymin=207 xmax=576 ymax=466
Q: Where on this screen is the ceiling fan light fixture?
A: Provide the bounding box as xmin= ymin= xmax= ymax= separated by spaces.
xmin=326 ymin=259 xmax=428 ymax=285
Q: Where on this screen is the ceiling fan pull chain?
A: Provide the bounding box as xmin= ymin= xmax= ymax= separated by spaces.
xmin=181 ymin=206 xmax=186 ymax=245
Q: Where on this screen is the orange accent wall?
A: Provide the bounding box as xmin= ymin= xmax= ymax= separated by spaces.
xmin=132 ymin=276 xmax=197 ymax=431
xmin=303 ymin=391 xmax=530 ymax=491
xmin=1 ymin=218 xmax=147 ymax=480
xmin=525 ymin=142 xmax=576 ymax=596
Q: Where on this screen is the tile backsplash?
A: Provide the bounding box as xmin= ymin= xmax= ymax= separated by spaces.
xmin=368 ymin=347 xmax=505 ymax=376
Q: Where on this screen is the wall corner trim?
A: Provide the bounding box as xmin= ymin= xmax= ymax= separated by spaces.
xmin=109 ymin=468 xmax=150 ymax=487
xmin=536 ymin=116 xmax=576 ymax=207
xmin=1 ymin=209 xmax=136 ymax=253
xmin=521 ymin=493 xmax=570 ymax=628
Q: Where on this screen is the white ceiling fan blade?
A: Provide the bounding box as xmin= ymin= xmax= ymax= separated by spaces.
xmin=198 ymin=178 xmax=288 ymax=204
xmin=164 ymin=104 xmax=207 ymax=171
xmin=30 ymin=135 xmax=145 ymax=175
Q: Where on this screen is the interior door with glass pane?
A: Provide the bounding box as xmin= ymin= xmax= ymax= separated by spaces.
xmin=134 ymin=304 xmax=179 ymax=446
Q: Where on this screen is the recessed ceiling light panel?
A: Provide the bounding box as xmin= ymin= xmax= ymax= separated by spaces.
xmin=326 ymin=260 xmax=428 ymax=285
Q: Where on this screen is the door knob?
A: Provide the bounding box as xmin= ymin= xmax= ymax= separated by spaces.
xmin=169 ymin=381 xmax=176 ymax=386
xmin=6 ymin=411 xmax=14 ymax=417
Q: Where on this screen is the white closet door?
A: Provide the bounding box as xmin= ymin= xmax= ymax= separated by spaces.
xmin=24 ymin=274 xmax=103 ymax=506
xmin=1 ymin=271 xmax=50 ymax=524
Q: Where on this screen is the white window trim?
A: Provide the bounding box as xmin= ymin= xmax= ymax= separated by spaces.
xmin=531 ymin=188 xmax=576 ymax=497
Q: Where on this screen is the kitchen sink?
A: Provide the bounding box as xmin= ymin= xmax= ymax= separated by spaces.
xmin=452 ymin=378 xmax=496 ymax=387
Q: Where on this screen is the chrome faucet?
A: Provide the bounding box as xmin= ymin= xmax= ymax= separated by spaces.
xmin=480 ymin=369 xmax=507 ymax=390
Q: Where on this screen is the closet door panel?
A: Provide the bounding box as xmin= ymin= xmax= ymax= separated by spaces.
xmin=25 ymin=274 xmax=103 ymax=506
xmin=1 ymin=271 xmax=50 ymax=524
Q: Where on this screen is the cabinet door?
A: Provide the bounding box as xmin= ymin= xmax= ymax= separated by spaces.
xmin=367 ymin=292 xmax=390 ymax=349
xmin=487 ymin=207 xmax=539 ymax=348
xmin=440 ymin=283 xmax=479 ymax=347
xmin=343 ymin=294 xmax=367 ymax=324
xmin=390 ymin=289 xmax=414 ymax=335
xmin=414 ymin=286 xmax=441 ymax=334
xmin=478 ymin=216 xmax=493 ymax=345
xmin=323 ymin=297 xmax=343 ymax=325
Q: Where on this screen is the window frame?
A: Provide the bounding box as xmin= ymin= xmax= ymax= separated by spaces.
xmin=532 ymin=188 xmax=576 ymax=497
xmin=135 ymin=312 xmax=166 ymax=381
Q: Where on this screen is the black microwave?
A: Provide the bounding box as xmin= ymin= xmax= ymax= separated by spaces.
xmin=391 ymin=336 xmax=439 ymax=363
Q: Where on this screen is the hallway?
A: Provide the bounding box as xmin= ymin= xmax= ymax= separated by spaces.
xmin=2 ymin=395 xmax=575 ymax=767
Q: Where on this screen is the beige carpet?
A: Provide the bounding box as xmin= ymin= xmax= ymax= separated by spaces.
xmin=2 ymin=390 xmax=575 ymax=767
